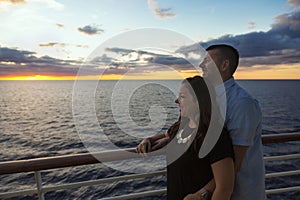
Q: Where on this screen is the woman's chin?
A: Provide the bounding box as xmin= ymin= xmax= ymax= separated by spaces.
xmin=180 ymin=110 xmax=186 ymax=117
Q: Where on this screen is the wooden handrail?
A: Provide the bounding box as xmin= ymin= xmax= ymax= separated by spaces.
xmin=0 ymin=133 xmax=299 ymax=175
xmin=0 ymin=148 xmax=164 ymax=175
xmin=262 ymin=132 xmax=300 ymax=144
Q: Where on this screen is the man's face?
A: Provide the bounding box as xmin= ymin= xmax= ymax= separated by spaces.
xmin=199 ymin=49 xmax=223 ymax=79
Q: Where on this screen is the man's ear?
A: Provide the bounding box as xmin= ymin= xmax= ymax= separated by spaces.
xmin=220 ymin=59 xmax=229 ymax=72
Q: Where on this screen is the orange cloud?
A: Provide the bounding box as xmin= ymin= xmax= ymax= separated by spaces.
xmin=0 ymin=0 xmax=25 ymax=4
xmin=55 ymin=23 xmax=64 ymax=28
xmin=39 ymin=42 xmax=66 ymax=48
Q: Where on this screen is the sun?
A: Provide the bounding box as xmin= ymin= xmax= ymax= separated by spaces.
xmin=24 ymin=76 xmax=39 ymax=80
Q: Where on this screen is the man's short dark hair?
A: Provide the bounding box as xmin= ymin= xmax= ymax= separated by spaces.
xmin=206 ymin=44 xmax=239 ymax=75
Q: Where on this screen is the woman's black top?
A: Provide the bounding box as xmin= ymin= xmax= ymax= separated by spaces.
xmin=167 ymin=128 xmax=234 ymax=200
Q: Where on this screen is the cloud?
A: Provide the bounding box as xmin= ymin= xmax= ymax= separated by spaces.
xmin=0 ymin=46 xmax=79 ymax=66
xmin=0 ymin=46 xmax=86 ymax=77
xmin=269 ymin=8 xmax=300 ymax=38
xmin=103 ymin=47 xmax=194 ymax=71
xmin=248 ymin=21 xmax=256 ymax=29
xmin=0 ymin=64 xmax=79 ymax=77
xmin=145 ymin=54 xmax=192 ymax=69
xmin=0 ymin=46 xmax=35 ymax=63
xmin=78 ymin=24 xmax=104 ymax=35
xmin=0 ymin=0 xmax=25 ymax=4
xmin=39 ymin=42 xmax=88 ymax=49
xmin=105 ymin=47 xmax=134 ymax=55
xmin=0 ymin=45 xmax=197 ymax=77
xmin=147 ymin=0 xmax=176 ymax=19
xmin=176 ymin=3 xmax=300 ymax=68
xmin=39 ymin=42 xmax=66 ymax=48
xmin=287 ymin=0 xmax=300 ymax=7
xmin=0 ymin=0 xmax=64 ymax=10
xmin=55 ymin=23 xmax=64 ymax=28
xmin=76 ymin=44 xmax=89 ymax=48
xmin=34 ymin=0 xmax=64 ymax=10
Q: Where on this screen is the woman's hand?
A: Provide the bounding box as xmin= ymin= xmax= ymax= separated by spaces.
xmin=136 ymin=138 xmax=151 ymax=153
xmin=184 ymin=193 xmax=202 ymax=200
xmin=151 ymin=137 xmax=169 ymax=151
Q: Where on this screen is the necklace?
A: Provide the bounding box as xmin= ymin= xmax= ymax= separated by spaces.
xmin=176 ymin=129 xmax=192 ymax=144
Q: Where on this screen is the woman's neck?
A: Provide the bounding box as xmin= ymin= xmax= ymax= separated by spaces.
xmin=188 ymin=118 xmax=197 ymax=129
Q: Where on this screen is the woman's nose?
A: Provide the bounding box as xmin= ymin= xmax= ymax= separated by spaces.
xmin=175 ymin=98 xmax=179 ymax=104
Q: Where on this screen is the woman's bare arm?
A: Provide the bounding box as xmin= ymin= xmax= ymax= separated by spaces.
xmin=210 ymin=157 xmax=235 ymax=200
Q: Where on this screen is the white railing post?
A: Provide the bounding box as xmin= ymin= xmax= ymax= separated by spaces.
xmin=34 ymin=171 xmax=45 ymax=200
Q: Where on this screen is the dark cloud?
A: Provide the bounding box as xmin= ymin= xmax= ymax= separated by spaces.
xmin=0 ymin=45 xmax=196 ymax=77
xmin=269 ymin=9 xmax=300 ymax=38
xmin=145 ymin=54 xmax=193 ymax=70
xmin=200 ymin=31 xmax=299 ymax=57
xmin=0 ymin=46 xmax=89 ymax=77
xmin=105 ymin=47 xmax=134 ymax=55
xmin=105 ymin=47 xmax=187 ymax=64
xmin=0 ymin=64 xmax=79 ymax=77
xmin=0 ymin=46 xmax=77 ymax=66
xmin=78 ymin=24 xmax=104 ymax=35
xmin=0 ymin=47 xmax=36 ymax=63
xmin=176 ymin=3 xmax=300 ymax=67
xmin=240 ymin=50 xmax=300 ymax=67
xmin=104 ymin=47 xmax=196 ymax=72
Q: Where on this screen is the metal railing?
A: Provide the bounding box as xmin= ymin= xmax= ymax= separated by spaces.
xmin=0 ymin=132 xmax=300 ymax=199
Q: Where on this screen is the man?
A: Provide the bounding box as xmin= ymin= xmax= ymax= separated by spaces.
xmin=198 ymin=44 xmax=266 ymax=200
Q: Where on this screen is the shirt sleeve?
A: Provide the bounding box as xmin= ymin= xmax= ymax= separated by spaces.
xmin=206 ymin=130 xmax=234 ymax=164
xmin=227 ymin=98 xmax=262 ymax=146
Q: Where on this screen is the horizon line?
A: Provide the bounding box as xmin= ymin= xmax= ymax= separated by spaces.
xmin=1 ymin=78 xmax=299 ymax=81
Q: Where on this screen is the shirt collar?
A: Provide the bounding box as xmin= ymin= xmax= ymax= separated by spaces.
xmin=215 ymin=77 xmax=235 ymax=96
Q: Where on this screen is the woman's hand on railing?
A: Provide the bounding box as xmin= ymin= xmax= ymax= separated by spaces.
xmin=151 ymin=137 xmax=170 ymax=151
xmin=136 ymin=132 xmax=170 ymax=154
xmin=136 ymin=138 xmax=152 ymax=153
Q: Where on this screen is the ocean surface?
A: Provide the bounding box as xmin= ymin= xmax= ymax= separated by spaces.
xmin=0 ymin=80 xmax=299 ymax=200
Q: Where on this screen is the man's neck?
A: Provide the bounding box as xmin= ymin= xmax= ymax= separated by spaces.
xmin=222 ymin=76 xmax=233 ymax=83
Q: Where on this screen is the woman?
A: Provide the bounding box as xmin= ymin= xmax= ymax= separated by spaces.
xmin=137 ymin=76 xmax=234 ymax=200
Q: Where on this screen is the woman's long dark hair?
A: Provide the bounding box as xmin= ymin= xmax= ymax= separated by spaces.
xmin=168 ymin=76 xmax=221 ymax=150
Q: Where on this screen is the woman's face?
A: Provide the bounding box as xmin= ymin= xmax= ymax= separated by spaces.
xmin=176 ymin=83 xmax=198 ymax=119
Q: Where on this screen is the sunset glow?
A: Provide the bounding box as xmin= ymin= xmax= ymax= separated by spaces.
xmin=235 ymin=64 xmax=300 ymax=80
xmin=1 ymin=63 xmax=299 ymax=81
xmin=0 ymin=75 xmax=76 ymax=81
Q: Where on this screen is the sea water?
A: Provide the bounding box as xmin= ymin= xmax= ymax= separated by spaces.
xmin=0 ymin=80 xmax=299 ymax=200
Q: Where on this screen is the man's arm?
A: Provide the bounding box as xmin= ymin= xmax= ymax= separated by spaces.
xmin=233 ymin=145 xmax=248 ymax=172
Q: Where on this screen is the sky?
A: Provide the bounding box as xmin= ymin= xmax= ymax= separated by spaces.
xmin=0 ymin=0 xmax=299 ymax=80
